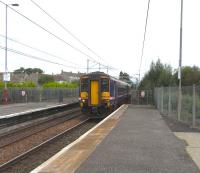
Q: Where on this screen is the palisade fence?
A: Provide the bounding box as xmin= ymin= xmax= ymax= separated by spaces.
xmin=0 ymin=88 xmax=79 ymax=104
xmin=154 ymin=85 xmax=200 ymax=128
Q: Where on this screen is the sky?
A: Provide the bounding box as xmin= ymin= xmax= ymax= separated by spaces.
xmin=0 ymin=0 xmax=200 ymax=81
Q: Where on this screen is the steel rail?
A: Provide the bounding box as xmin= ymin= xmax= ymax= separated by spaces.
xmin=0 ymin=108 xmax=81 ymax=148
xmin=0 ymin=116 xmax=90 ymax=172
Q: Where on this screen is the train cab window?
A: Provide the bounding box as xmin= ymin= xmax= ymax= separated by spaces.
xmin=81 ymin=79 xmax=88 ymax=92
xmin=101 ymin=78 xmax=109 ymax=92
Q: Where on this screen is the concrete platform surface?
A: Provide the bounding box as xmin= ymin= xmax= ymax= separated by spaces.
xmin=175 ymin=132 xmax=200 ymax=170
xmin=76 ymin=105 xmax=199 ymax=173
xmin=0 ymin=97 xmax=78 ymax=117
xmin=31 ymin=105 xmax=128 ymax=173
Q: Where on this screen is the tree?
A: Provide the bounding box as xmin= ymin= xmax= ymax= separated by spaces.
xmin=14 ymin=67 xmax=25 ymax=74
xmin=139 ymin=59 xmax=175 ymax=90
xmin=38 ymin=75 xmax=54 ymax=85
xmin=119 ymin=71 xmax=133 ymax=85
xmin=173 ymin=66 xmax=200 ymax=86
xmin=31 ymin=68 xmax=43 ymax=74
xmin=13 ymin=67 xmax=44 ymax=74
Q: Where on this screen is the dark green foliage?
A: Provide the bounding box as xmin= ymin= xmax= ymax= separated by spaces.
xmin=173 ymin=66 xmax=200 ymax=86
xmin=139 ymin=59 xmax=175 ymax=90
xmin=14 ymin=67 xmax=43 ymax=74
xmin=119 ymin=71 xmax=133 ymax=85
xmin=38 ymin=75 xmax=54 ymax=85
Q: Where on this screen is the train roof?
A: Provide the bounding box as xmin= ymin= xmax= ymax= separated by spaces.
xmin=80 ymin=71 xmax=109 ymax=78
xmin=80 ymin=71 xmax=131 ymax=87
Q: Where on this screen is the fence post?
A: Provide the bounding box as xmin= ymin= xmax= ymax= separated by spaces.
xmin=39 ymin=89 xmax=42 ymax=102
xmin=156 ymin=88 xmax=159 ymax=110
xmin=168 ymin=86 xmax=171 ymax=115
xmin=161 ymin=87 xmax=164 ymax=114
xmin=178 ymin=85 xmax=182 ymax=121
xmin=146 ymin=90 xmax=149 ymax=105
xmin=192 ymin=84 xmax=196 ymax=127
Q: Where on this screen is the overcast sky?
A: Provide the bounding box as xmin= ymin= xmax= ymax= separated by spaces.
xmin=0 ymin=0 xmax=200 ymax=80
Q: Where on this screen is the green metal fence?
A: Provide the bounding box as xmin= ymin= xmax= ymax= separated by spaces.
xmin=0 ymin=88 xmax=79 ymax=104
xmin=154 ymin=85 xmax=200 ymax=128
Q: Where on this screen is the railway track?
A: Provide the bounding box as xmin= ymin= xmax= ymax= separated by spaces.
xmin=0 ymin=107 xmax=91 ymax=172
xmin=0 ymin=107 xmax=81 ymax=147
xmin=0 ymin=102 xmax=79 ymax=129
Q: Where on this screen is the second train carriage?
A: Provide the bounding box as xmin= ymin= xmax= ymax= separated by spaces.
xmin=79 ymin=72 xmax=131 ymax=116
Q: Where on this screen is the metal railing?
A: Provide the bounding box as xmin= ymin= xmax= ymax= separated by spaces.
xmin=0 ymin=88 xmax=79 ymax=104
xmin=154 ymin=85 xmax=200 ymax=128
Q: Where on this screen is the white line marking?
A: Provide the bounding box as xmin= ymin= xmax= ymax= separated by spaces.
xmin=31 ymin=104 xmax=127 ymax=173
xmin=0 ymin=103 xmax=69 ymax=119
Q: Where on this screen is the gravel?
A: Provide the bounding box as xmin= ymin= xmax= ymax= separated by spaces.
xmin=1 ymin=119 xmax=99 ymax=173
xmin=162 ymin=115 xmax=200 ymax=132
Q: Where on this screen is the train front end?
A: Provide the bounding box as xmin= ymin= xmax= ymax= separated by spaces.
xmin=79 ymin=72 xmax=112 ymax=116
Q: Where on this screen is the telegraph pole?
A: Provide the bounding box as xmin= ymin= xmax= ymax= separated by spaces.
xmin=178 ymin=0 xmax=183 ymax=121
xmin=4 ymin=4 xmax=8 ymax=90
xmin=3 ymin=3 xmax=19 ymax=104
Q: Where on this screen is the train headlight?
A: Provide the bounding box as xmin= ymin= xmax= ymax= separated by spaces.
xmin=82 ymin=99 xmax=86 ymax=103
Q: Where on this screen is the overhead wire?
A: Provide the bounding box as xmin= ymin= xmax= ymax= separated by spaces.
xmin=138 ymin=0 xmax=151 ymax=82
xmin=0 ymin=45 xmax=82 ymax=69
xmin=30 ymin=0 xmax=108 ymax=63
xmin=0 ymin=0 xmax=120 ymax=74
xmin=30 ymin=0 xmax=118 ymax=72
xmin=0 ymin=0 xmax=103 ymax=64
xmin=0 ymin=34 xmax=81 ymax=67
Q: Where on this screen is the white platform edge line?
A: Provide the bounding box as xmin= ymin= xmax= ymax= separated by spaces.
xmin=31 ymin=104 xmax=127 ymax=173
xmin=0 ymin=103 xmax=72 ymax=119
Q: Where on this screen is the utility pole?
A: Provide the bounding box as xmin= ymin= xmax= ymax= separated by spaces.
xmin=178 ymin=0 xmax=183 ymax=121
xmin=3 ymin=3 xmax=19 ymax=104
xmin=5 ymin=4 xmax=8 ymax=90
xmin=107 ymin=66 xmax=108 ymax=74
xmin=87 ymin=59 xmax=89 ymax=73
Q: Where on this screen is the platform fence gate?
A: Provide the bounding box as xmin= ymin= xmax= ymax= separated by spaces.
xmin=130 ymin=90 xmax=153 ymax=105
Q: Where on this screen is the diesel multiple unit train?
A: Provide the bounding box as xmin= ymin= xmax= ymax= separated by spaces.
xmin=79 ymin=72 xmax=131 ymax=116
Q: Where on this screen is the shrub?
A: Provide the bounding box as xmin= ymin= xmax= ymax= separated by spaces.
xmin=42 ymin=82 xmax=78 ymax=88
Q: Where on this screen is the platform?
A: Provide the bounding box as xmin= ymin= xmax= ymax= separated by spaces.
xmin=31 ymin=105 xmax=199 ymax=173
xmin=0 ymin=97 xmax=78 ymax=118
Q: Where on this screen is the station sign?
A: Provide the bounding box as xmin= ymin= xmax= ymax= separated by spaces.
xmin=3 ymin=72 xmax=10 ymax=82
xmin=141 ymin=91 xmax=145 ymax=98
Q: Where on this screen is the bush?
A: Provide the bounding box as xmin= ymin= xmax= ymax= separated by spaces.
xmin=42 ymin=82 xmax=78 ymax=88
xmin=0 ymin=81 xmax=36 ymax=88
xmin=38 ymin=75 xmax=54 ymax=85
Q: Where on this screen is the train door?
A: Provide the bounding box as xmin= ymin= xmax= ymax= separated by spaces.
xmin=90 ymin=80 xmax=99 ymax=105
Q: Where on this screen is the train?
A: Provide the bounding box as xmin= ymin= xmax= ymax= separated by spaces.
xmin=79 ymin=71 xmax=131 ymax=116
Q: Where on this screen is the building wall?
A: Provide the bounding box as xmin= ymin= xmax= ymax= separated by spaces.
xmin=0 ymin=71 xmax=86 ymax=84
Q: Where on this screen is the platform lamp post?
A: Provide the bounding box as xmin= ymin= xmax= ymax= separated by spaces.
xmin=178 ymin=0 xmax=183 ymax=121
xmin=3 ymin=3 xmax=19 ymax=104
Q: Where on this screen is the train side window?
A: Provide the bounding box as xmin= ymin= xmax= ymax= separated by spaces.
xmin=101 ymin=78 xmax=109 ymax=92
xmin=81 ymin=79 xmax=88 ymax=92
